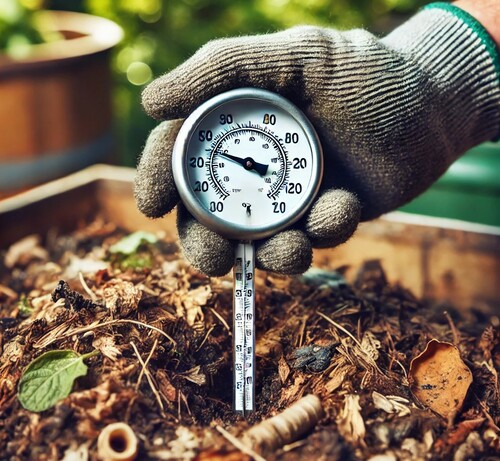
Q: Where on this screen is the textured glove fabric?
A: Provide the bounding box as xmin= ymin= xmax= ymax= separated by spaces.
xmin=135 ymin=4 xmax=500 ymax=276
xmin=135 ymin=119 xmax=182 ymax=219
xmin=176 ymin=204 xmax=235 ymax=276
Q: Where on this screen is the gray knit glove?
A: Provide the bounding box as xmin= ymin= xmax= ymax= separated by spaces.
xmin=135 ymin=4 xmax=500 ymax=277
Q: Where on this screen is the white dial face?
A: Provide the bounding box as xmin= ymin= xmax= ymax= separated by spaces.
xmin=173 ymin=89 xmax=322 ymax=240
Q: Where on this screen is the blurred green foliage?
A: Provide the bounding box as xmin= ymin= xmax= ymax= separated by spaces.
xmin=27 ymin=0 xmax=428 ymax=165
xmin=0 ymin=0 xmax=44 ymax=58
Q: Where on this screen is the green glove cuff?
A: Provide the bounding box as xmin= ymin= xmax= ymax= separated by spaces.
xmin=424 ymin=3 xmax=500 ymax=81
xmin=382 ymin=5 xmax=500 ymax=144
xmin=424 ymin=2 xmax=500 ymax=141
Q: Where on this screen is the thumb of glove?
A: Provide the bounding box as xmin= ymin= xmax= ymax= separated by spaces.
xmin=135 ymin=119 xmax=183 ymax=218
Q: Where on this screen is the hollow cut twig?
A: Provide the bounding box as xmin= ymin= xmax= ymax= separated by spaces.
xmin=241 ymin=394 xmax=324 ymax=455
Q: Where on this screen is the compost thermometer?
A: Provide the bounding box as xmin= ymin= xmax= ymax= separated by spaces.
xmin=172 ymin=88 xmax=323 ymax=414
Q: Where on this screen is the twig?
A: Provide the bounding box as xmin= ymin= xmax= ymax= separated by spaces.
xmin=78 ymin=272 xmax=97 ymax=301
xmin=317 ymin=311 xmax=362 ymax=348
xmin=37 ymin=318 xmax=176 ymax=348
xmin=444 ymin=311 xmax=460 ymax=345
xmin=136 ymin=338 xmax=158 ymax=390
xmin=195 ymin=325 xmax=215 ymax=352
xmin=215 ymin=425 xmax=267 ymax=461
xmin=297 ymin=315 xmax=308 ymax=348
xmin=209 ymin=307 xmax=230 ymax=332
xmin=130 ymin=341 xmax=164 ymax=413
xmin=475 ymin=394 xmax=500 ymax=432
xmin=319 ymin=311 xmax=383 ymax=374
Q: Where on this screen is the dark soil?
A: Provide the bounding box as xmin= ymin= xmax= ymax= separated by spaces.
xmin=0 ymin=219 xmax=498 ymax=461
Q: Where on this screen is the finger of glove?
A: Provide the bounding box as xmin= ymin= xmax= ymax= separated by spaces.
xmin=256 ymin=229 xmax=312 ymax=275
xmin=177 ymin=204 xmax=235 ymax=277
xmin=142 ymin=26 xmax=321 ymax=120
xmin=304 ymin=189 xmax=361 ymax=248
xmin=134 ymin=119 xmax=183 ymax=218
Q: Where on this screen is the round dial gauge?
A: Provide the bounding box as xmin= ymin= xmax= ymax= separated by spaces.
xmin=172 ymin=88 xmax=323 ymax=240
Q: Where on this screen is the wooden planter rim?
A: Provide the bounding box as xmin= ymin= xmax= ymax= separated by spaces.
xmin=0 ymin=10 xmax=123 ymax=76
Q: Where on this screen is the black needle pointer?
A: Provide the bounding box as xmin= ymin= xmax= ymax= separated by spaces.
xmin=218 ymin=152 xmax=269 ymax=176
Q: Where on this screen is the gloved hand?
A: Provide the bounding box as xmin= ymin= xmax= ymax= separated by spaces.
xmin=135 ymin=3 xmax=500 ymax=277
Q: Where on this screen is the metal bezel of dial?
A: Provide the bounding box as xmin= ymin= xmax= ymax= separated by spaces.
xmin=172 ymin=87 xmax=323 ymax=240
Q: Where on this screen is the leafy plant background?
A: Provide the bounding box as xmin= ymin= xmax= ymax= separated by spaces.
xmin=5 ymin=0 xmax=427 ymax=165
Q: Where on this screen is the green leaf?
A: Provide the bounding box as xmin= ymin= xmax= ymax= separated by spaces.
xmin=109 ymin=231 xmax=158 ymax=255
xmin=18 ymin=350 xmax=97 ymax=412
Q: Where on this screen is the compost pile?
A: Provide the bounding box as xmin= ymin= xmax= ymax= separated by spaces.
xmin=0 ymin=219 xmax=498 ymax=461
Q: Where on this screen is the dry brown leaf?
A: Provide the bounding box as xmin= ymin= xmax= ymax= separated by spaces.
xmin=102 ymin=279 xmax=142 ymax=316
xmin=278 ymin=355 xmax=291 ymax=384
xmin=337 ymin=394 xmax=366 ymax=445
xmin=4 ymin=234 xmax=48 ymax=268
xmin=181 ymin=286 xmax=211 ymax=326
xmin=372 ymin=391 xmax=411 ymax=417
xmin=433 ymin=417 xmax=485 ymax=453
xmin=478 ymin=325 xmax=500 ymax=362
xmin=156 ymin=369 xmax=177 ymax=402
xmin=279 ymin=375 xmax=306 ymax=406
xmin=409 ymin=339 xmax=473 ymax=420
xmin=325 ymin=362 xmax=356 ymax=394
xmin=367 ymin=453 xmax=397 ymax=461
xmin=181 ymin=366 xmax=207 ymax=386
xmin=66 ymin=379 xmax=136 ymax=438
xmin=255 ymin=327 xmax=283 ymax=358
xmin=149 ymin=426 xmax=199 ymax=460
xmin=92 ymin=335 xmax=121 ymax=361
xmin=361 ymin=331 xmax=382 ymax=361
xmin=1 ymin=336 xmax=24 ymax=363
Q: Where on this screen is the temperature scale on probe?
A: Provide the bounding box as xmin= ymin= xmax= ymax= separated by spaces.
xmin=172 ymin=88 xmax=323 ymax=414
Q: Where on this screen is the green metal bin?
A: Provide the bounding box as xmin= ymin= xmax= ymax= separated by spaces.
xmin=400 ymin=142 xmax=500 ymax=227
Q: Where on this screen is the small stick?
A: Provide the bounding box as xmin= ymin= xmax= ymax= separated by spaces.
xmin=317 ymin=312 xmax=362 ymax=348
xmin=136 ymin=338 xmax=158 ymax=390
xmin=78 ymin=272 xmax=97 ymax=301
xmin=297 ymin=315 xmax=308 ymax=348
xmin=195 ymin=325 xmax=215 ymax=352
xmin=444 ymin=311 xmax=460 ymax=345
xmin=37 ymin=318 xmax=176 ymax=347
xmin=209 ymin=307 xmax=230 ymax=332
xmin=130 ymin=341 xmax=164 ymax=413
xmin=215 ymin=425 xmax=267 ymax=461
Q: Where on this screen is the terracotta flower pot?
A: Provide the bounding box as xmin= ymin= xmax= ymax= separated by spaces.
xmin=0 ymin=10 xmax=122 ymax=195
